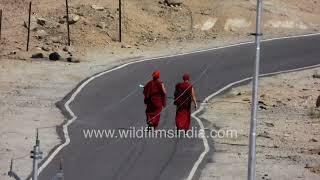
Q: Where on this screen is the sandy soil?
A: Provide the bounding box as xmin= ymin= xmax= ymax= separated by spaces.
xmin=0 ymin=0 xmax=320 ymax=179
xmin=199 ymin=67 xmax=320 ymax=180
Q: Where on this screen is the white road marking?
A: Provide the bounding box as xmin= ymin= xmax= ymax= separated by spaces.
xmin=38 ymin=32 xmax=320 ymax=178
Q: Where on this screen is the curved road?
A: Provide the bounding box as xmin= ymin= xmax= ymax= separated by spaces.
xmin=39 ymin=35 xmax=320 ymax=180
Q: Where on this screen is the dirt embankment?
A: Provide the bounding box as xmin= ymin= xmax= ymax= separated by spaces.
xmin=199 ymin=68 xmax=320 ymax=180
xmin=1 ymin=0 xmax=320 ymax=58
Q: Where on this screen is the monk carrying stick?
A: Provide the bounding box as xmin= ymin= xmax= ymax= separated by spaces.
xmin=143 ymin=71 xmax=167 ymax=129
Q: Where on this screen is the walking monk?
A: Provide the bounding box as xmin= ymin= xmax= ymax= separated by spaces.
xmin=143 ymin=71 xmax=167 ymax=129
xmin=174 ymin=74 xmax=198 ymax=131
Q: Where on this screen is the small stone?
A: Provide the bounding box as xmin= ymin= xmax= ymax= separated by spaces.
xmin=51 ymin=36 xmax=62 ymax=43
xmin=42 ymin=46 xmax=50 ymax=51
xmin=66 ymin=56 xmax=80 ymax=63
xmin=9 ymin=51 xmax=16 ymax=55
xmin=49 ymin=52 xmax=61 ymax=61
xmin=200 ymin=9 xmax=213 ymax=15
xmin=97 ymin=22 xmax=106 ymax=29
xmin=265 ymin=122 xmax=275 ymax=127
xmin=63 ymin=46 xmax=71 ymax=52
xmin=258 ymin=131 xmax=272 ymax=139
xmin=31 ymin=52 xmax=44 ymax=58
xmin=37 ymin=17 xmax=47 ymax=26
xmin=67 ymin=57 xmax=72 ymax=62
xmin=91 ymin=5 xmax=105 ymax=11
xmin=107 ymin=14 xmax=115 ymax=19
xmin=36 ymin=29 xmax=47 ymax=39
xmin=58 ymin=19 xmax=65 ymax=24
xmin=305 ymin=163 xmax=312 ymax=168
xmin=309 ymin=138 xmax=318 ymax=142
xmin=64 ymin=46 xmax=75 ymax=55
xmin=121 ymin=44 xmax=132 ymax=48
xmin=313 ymin=73 xmax=320 ymax=79
xmin=259 ymin=101 xmax=268 ymax=106
xmin=242 ymin=98 xmax=250 ymax=102
xmin=68 ymin=14 xmax=80 ymax=24
xmin=276 ymin=100 xmax=286 ymax=106
xmin=165 ymin=0 xmax=183 ymax=7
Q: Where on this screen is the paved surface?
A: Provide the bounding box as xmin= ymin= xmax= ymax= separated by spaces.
xmin=39 ymin=35 xmax=320 ymax=180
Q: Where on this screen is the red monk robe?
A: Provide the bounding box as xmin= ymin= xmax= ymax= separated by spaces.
xmin=174 ymin=74 xmax=197 ymax=131
xmin=143 ymin=71 xmax=166 ymax=128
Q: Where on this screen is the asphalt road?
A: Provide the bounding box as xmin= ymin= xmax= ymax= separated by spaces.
xmin=39 ymin=35 xmax=320 ymax=180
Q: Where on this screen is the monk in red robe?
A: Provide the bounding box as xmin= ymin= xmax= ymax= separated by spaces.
xmin=174 ymin=74 xmax=197 ymax=131
xmin=143 ymin=71 xmax=167 ymax=129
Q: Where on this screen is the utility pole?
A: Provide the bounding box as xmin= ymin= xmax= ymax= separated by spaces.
xmin=0 ymin=9 xmax=2 ymax=40
xmin=118 ymin=0 xmax=122 ymax=42
xmin=26 ymin=1 xmax=32 ymax=51
xmin=65 ymin=0 xmax=71 ymax=46
xmin=247 ymin=0 xmax=263 ymax=180
xmin=31 ymin=129 xmax=43 ymax=180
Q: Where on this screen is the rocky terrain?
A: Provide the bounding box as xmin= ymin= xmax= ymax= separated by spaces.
xmin=1 ymin=0 xmax=320 ymax=60
xmin=0 ymin=0 xmax=320 ymax=179
xmin=199 ymin=67 xmax=320 ymax=180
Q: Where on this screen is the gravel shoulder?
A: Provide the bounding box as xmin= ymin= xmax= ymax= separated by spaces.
xmin=199 ymin=67 xmax=320 ymax=180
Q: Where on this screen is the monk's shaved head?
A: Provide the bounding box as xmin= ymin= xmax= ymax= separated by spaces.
xmin=183 ymin=74 xmax=190 ymax=81
xmin=152 ymin=70 xmax=160 ymax=80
